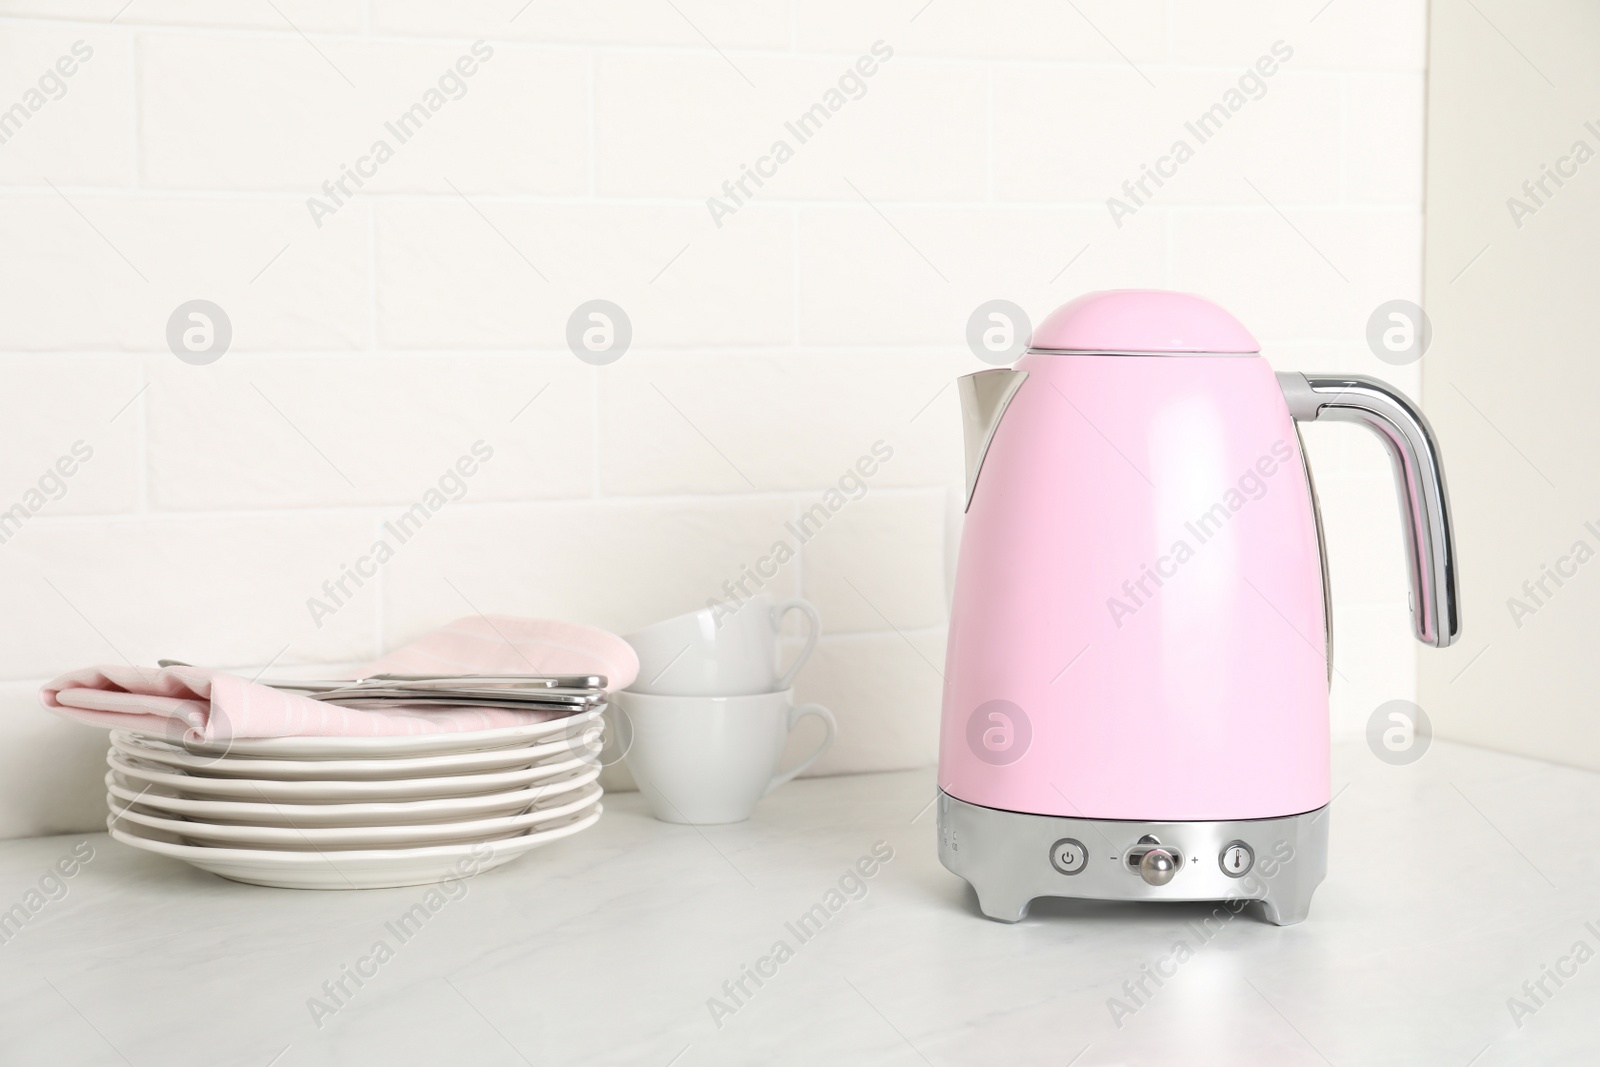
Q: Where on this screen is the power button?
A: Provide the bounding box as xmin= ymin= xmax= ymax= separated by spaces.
xmin=1050 ymin=838 xmax=1088 ymax=875
xmin=1220 ymin=841 xmax=1254 ymax=878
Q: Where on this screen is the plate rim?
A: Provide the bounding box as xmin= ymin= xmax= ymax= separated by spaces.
xmin=144 ymin=706 xmax=604 ymax=759
xmin=107 ymin=805 xmax=602 ymax=865
xmin=101 ymin=765 xmax=600 ymax=822
xmin=107 ymin=749 xmax=601 ymax=800
xmin=106 ymin=783 xmax=603 ymax=846
xmin=109 ymin=727 xmax=600 ymax=779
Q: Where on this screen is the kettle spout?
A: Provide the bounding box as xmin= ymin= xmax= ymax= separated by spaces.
xmin=958 ymin=369 xmax=1029 ymax=511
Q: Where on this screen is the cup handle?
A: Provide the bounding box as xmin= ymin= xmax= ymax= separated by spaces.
xmin=763 ymin=703 xmax=836 ymax=796
xmin=771 ymin=598 xmax=821 ymax=690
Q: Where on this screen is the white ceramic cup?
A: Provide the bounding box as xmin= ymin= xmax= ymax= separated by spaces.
xmin=616 ymin=689 xmax=836 ymax=824
xmin=623 ymin=593 xmax=821 ymax=696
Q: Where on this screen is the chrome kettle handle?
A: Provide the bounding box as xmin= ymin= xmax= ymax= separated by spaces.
xmin=1277 ymin=372 xmax=1461 ymax=648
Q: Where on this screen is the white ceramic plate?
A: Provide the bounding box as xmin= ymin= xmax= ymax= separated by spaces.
xmin=106 ymin=783 xmax=602 ymax=849
xmin=108 ymin=749 xmax=600 ymax=803
xmin=111 ymin=727 xmax=600 ymax=781
xmin=108 ymin=805 xmax=603 ymax=889
xmin=103 ymin=765 xmax=600 ymax=827
xmin=153 ymin=706 xmax=603 ymax=760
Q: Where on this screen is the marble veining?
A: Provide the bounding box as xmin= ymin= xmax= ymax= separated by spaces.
xmin=0 ymin=740 xmax=1595 ymax=1066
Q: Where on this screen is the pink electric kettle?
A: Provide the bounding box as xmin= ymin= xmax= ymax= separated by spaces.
xmin=936 ymin=290 xmax=1458 ymax=925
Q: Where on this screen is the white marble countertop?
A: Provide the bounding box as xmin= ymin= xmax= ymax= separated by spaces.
xmin=0 ymin=739 xmax=1595 ymax=1067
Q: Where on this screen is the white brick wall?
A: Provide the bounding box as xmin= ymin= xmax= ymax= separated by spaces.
xmin=0 ymin=2 xmax=1427 ymax=838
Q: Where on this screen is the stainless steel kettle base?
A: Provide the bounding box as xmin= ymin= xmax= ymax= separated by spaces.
xmin=936 ymin=790 xmax=1329 ymax=926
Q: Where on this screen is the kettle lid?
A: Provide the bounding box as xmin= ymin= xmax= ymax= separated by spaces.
xmin=1029 ymin=289 xmax=1259 ymax=354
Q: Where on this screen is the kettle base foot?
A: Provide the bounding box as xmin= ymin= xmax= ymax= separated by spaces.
xmin=1254 ymin=896 xmax=1312 ymax=927
xmin=973 ymin=889 xmax=1031 ymax=924
xmin=938 ymin=791 xmax=1328 ymax=926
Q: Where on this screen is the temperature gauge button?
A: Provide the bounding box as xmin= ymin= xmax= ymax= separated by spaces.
xmin=1220 ymin=841 xmax=1254 ymax=878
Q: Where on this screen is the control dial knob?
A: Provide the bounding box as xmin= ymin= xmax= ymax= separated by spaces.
xmin=1125 ymin=835 xmax=1183 ymax=886
xmin=1138 ymin=848 xmax=1178 ymax=886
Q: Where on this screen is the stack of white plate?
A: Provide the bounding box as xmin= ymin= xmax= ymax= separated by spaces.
xmin=103 ymin=708 xmax=604 ymax=890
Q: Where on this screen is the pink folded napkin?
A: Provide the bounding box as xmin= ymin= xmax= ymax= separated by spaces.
xmin=40 ymin=616 xmax=638 ymax=744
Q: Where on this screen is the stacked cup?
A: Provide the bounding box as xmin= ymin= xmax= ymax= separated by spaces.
xmin=617 ymin=594 xmax=835 ymax=825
